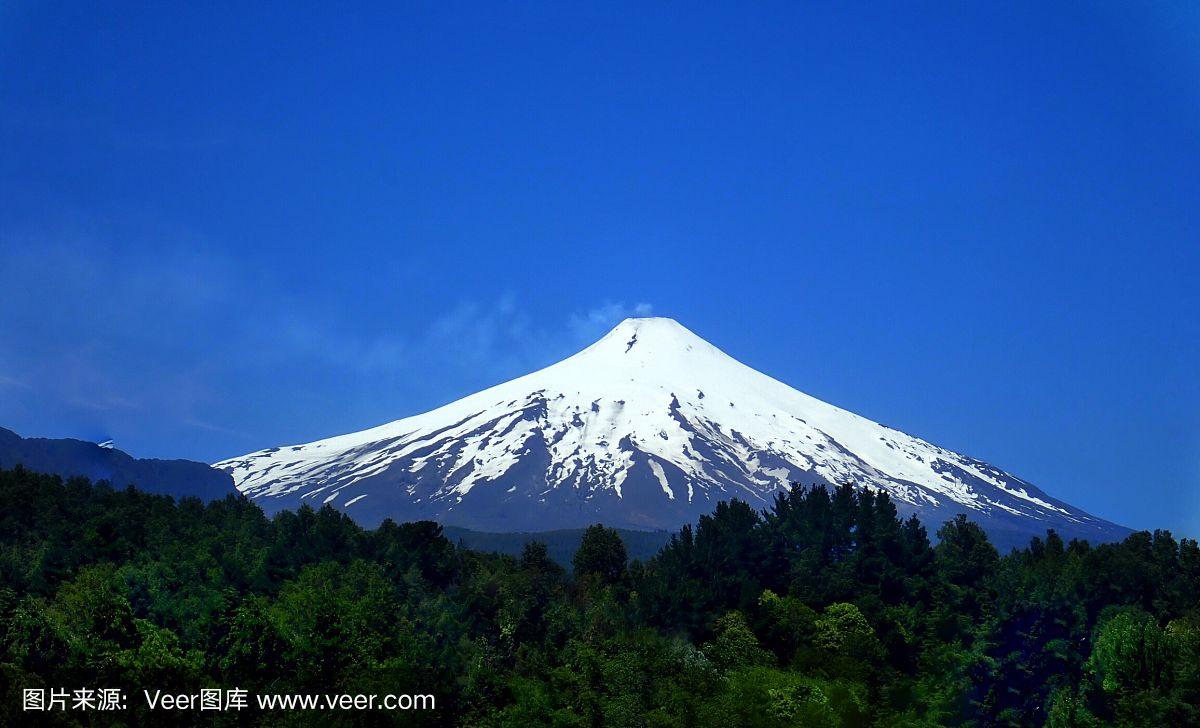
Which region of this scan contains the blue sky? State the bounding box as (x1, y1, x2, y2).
(1, 2, 1197, 535)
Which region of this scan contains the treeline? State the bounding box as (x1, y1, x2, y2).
(442, 525, 673, 566)
(0, 465, 1197, 726)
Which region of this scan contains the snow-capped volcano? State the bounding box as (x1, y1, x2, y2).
(216, 317, 1127, 546)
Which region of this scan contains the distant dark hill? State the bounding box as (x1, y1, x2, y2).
(0, 426, 234, 501)
(442, 525, 673, 567)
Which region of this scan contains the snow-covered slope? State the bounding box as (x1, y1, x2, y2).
(215, 318, 1127, 547)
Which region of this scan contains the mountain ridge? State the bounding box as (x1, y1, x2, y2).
(216, 317, 1129, 548)
(0, 426, 234, 502)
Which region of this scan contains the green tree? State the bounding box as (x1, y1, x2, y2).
(214, 595, 288, 685)
(1088, 608, 1171, 694)
(573, 524, 628, 584)
(702, 611, 773, 672)
(755, 589, 817, 663)
(814, 602, 883, 662)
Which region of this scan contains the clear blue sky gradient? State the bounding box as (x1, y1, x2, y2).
(1, 2, 1197, 535)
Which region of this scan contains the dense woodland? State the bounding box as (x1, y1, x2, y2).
(0, 465, 1197, 726)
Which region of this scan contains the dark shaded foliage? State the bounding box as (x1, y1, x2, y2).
(0, 468, 1196, 726)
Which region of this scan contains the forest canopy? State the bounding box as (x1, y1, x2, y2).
(0, 465, 1197, 726)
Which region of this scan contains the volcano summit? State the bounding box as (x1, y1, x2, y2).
(216, 317, 1127, 547)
